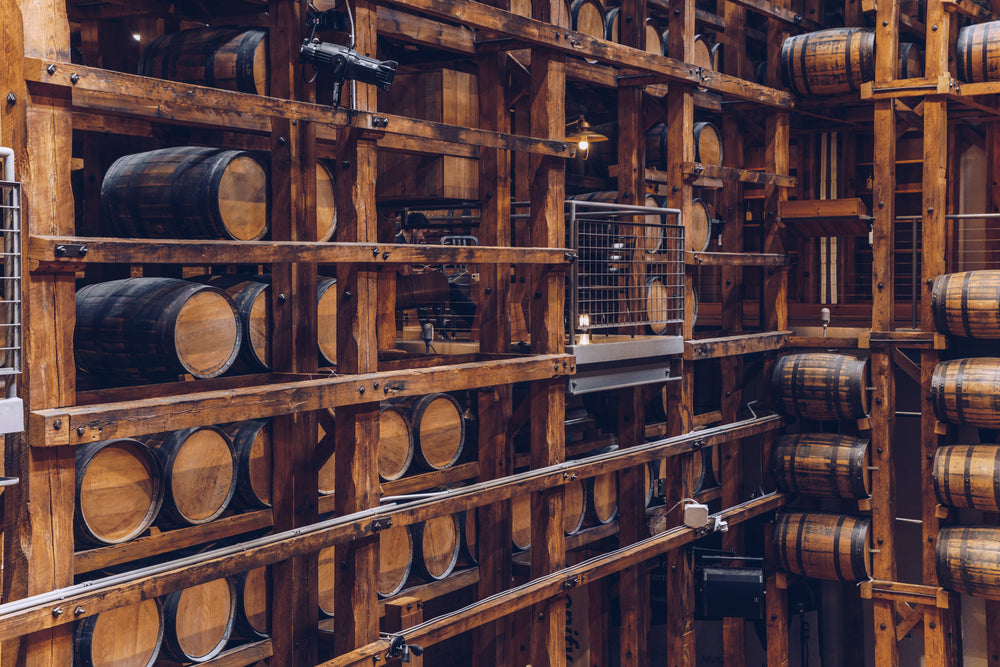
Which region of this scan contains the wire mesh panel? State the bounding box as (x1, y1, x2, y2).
(567, 199, 684, 337)
(0, 178, 21, 377)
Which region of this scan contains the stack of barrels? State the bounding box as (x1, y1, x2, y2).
(75, 573, 267, 665)
(929, 271, 1000, 600)
(780, 28, 924, 96)
(769, 352, 874, 582)
(75, 421, 274, 548)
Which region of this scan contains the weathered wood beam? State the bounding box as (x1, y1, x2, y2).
(685, 251, 790, 266)
(684, 331, 791, 360)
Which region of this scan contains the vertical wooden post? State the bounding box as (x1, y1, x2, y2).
(764, 525, 788, 667)
(1, 2, 76, 665)
(473, 44, 514, 667)
(528, 1, 566, 658)
(762, 12, 789, 333)
(384, 598, 424, 667)
(334, 0, 381, 660)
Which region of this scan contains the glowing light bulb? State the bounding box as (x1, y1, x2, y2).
(578, 313, 590, 328)
(133, 33, 142, 42)
(578, 139, 589, 151)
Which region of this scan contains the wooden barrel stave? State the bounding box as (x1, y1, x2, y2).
(75, 278, 242, 381)
(772, 433, 871, 499)
(781, 28, 875, 96)
(162, 577, 237, 662)
(75, 438, 164, 545)
(226, 420, 272, 509)
(318, 545, 337, 616)
(140, 27, 269, 95)
(410, 393, 466, 471)
(74, 598, 164, 667)
(459, 506, 478, 564)
(931, 271, 1000, 339)
(511, 478, 587, 549)
(414, 514, 462, 580)
(234, 566, 271, 639)
(147, 426, 238, 526)
(317, 408, 336, 496)
(773, 512, 871, 582)
(379, 524, 414, 597)
(102, 147, 269, 241)
(933, 444, 1000, 511)
(379, 405, 415, 481)
(588, 470, 619, 525)
(570, 0, 605, 39)
(958, 21, 1000, 83)
(931, 358, 1000, 428)
(317, 276, 338, 366)
(936, 526, 1000, 599)
(771, 353, 871, 421)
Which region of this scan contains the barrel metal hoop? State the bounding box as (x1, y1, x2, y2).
(955, 359, 969, 424)
(963, 443, 976, 510)
(793, 513, 808, 577)
(850, 517, 870, 581)
(832, 514, 847, 581)
(940, 444, 955, 508)
(961, 270, 974, 338)
(831, 354, 847, 420)
(992, 446, 1000, 511)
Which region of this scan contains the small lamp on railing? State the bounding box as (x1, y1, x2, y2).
(565, 116, 609, 160)
(578, 313, 591, 344)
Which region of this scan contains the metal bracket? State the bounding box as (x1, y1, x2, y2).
(371, 516, 393, 532)
(54, 243, 88, 258)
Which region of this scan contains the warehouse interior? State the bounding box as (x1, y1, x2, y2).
(3, 0, 1000, 665)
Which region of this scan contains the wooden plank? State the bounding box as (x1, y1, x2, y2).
(860, 75, 951, 99)
(380, 0, 795, 107)
(28, 236, 571, 268)
(319, 493, 788, 667)
(684, 331, 790, 360)
(30, 361, 572, 447)
(651, 163, 796, 187)
(384, 598, 424, 667)
(860, 580, 950, 608)
(940, 0, 996, 19)
(723, 0, 824, 28)
(779, 198, 870, 220)
(686, 251, 790, 266)
(1, 2, 77, 665)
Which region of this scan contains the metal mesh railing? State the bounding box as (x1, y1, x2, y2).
(567, 200, 685, 337)
(0, 178, 21, 376)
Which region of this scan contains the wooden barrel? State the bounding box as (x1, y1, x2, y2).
(315, 161, 338, 242)
(604, 6, 619, 41)
(931, 358, 1000, 428)
(226, 420, 271, 509)
(958, 21, 1000, 83)
(931, 270, 1000, 338)
(234, 566, 271, 639)
(196, 275, 270, 371)
(414, 514, 461, 580)
(379, 524, 414, 597)
(74, 598, 164, 667)
(511, 479, 586, 549)
(75, 438, 164, 545)
(102, 147, 268, 241)
(660, 31, 714, 68)
(710, 42, 722, 72)
(771, 353, 871, 421)
(410, 393, 466, 471)
(379, 405, 415, 481)
(936, 526, 1000, 599)
(772, 433, 871, 499)
(587, 471, 618, 525)
(317, 276, 338, 366)
(646, 18, 663, 55)
(75, 278, 242, 381)
(570, 0, 605, 39)
(140, 27, 269, 94)
(781, 28, 875, 96)
(317, 409, 336, 495)
(933, 444, 1000, 511)
(318, 545, 337, 616)
(147, 426, 237, 526)
(645, 276, 674, 335)
(773, 512, 871, 582)
(459, 506, 477, 564)
(162, 577, 237, 662)
(645, 122, 723, 170)
(688, 198, 713, 252)
(898, 42, 923, 79)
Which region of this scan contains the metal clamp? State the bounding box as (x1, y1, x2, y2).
(385, 636, 424, 663)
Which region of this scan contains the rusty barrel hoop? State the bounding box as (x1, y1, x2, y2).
(772, 433, 871, 499)
(931, 358, 1000, 428)
(936, 526, 1000, 599)
(933, 444, 1000, 511)
(781, 28, 875, 96)
(931, 271, 1000, 339)
(773, 512, 871, 582)
(771, 353, 870, 421)
(75, 438, 165, 545)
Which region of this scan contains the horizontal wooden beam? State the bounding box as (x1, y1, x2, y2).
(724, 0, 824, 30)
(941, 0, 996, 20)
(24, 58, 570, 156)
(784, 336, 860, 349)
(684, 331, 792, 360)
(685, 251, 791, 266)
(28, 236, 571, 269)
(779, 198, 870, 220)
(321, 492, 788, 667)
(860, 580, 951, 609)
(858, 330, 947, 349)
(680, 162, 798, 187)
(30, 355, 575, 446)
(383, 0, 793, 107)
(861, 75, 952, 100)
(0, 417, 784, 642)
